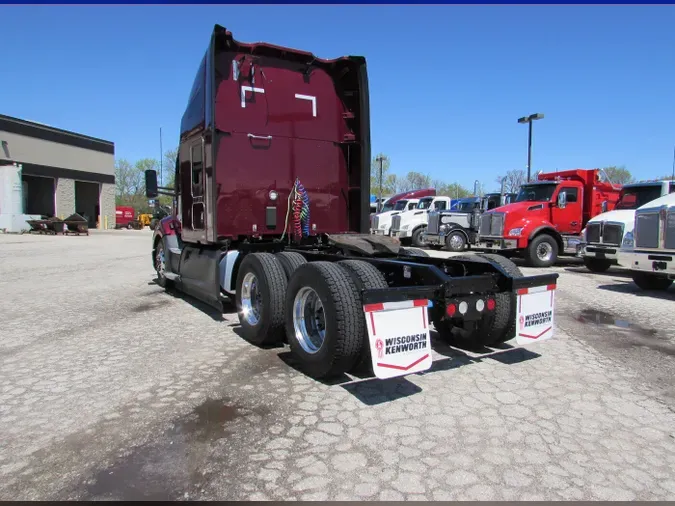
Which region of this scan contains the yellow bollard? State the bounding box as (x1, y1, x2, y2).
(104, 215, 108, 230)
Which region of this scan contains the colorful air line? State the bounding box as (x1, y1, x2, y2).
(292, 178, 310, 239)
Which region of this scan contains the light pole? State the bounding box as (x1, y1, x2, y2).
(517, 113, 544, 182)
(375, 155, 385, 212)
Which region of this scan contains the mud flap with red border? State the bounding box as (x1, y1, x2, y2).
(363, 299, 433, 380)
(515, 283, 556, 346)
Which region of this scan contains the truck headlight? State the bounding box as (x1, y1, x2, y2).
(401, 224, 410, 230)
(508, 228, 523, 237)
(622, 231, 634, 248)
(439, 224, 450, 233)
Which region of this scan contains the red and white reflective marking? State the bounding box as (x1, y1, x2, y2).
(364, 299, 428, 337)
(363, 299, 433, 380)
(517, 284, 556, 311)
(515, 284, 556, 346)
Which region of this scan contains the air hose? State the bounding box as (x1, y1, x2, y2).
(291, 178, 310, 240)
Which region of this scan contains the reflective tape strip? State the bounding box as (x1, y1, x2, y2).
(363, 299, 428, 313)
(516, 284, 556, 296)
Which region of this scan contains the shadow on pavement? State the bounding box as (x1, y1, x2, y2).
(563, 266, 633, 278)
(597, 280, 675, 301)
(340, 377, 423, 406)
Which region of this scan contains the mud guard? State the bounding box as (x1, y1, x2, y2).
(176, 245, 223, 310)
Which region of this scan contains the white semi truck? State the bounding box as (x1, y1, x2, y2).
(618, 191, 675, 291)
(578, 179, 675, 272)
(370, 198, 420, 236)
(389, 196, 453, 247)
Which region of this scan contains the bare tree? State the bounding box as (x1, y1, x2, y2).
(495, 169, 527, 193)
(397, 171, 433, 192)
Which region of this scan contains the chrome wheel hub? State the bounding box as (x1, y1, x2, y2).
(536, 242, 553, 262)
(449, 234, 464, 250)
(241, 272, 262, 326)
(293, 287, 327, 354)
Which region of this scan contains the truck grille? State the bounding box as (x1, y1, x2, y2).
(371, 215, 379, 230)
(586, 223, 601, 243)
(635, 212, 660, 249)
(602, 223, 623, 246)
(666, 210, 675, 250)
(427, 213, 440, 234)
(479, 212, 504, 237)
(391, 215, 401, 231)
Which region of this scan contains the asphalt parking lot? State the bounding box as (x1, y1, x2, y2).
(1, 230, 675, 501)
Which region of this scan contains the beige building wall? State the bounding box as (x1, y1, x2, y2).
(0, 131, 114, 176)
(100, 182, 116, 229)
(55, 178, 75, 218)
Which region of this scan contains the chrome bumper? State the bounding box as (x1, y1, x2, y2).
(475, 238, 518, 250)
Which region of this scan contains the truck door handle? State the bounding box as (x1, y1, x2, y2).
(571, 221, 578, 226)
(248, 133, 272, 140)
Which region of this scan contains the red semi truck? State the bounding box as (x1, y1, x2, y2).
(144, 24, 559, 381)
(475, 169, 622, 267)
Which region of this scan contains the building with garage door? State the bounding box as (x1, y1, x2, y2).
(0, 114, 115, 229)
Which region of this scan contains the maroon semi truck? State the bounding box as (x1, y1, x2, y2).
(145, 24, 558, 381)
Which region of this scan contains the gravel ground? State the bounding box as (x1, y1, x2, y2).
(1, 230, 675, 500)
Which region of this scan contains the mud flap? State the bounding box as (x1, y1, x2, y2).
(363, 299, 433, 379)
(514, 284, 556, 346)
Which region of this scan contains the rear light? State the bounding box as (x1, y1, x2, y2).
(486, 298, 496, 311)
(475, 299, 485, 312)
(458, 301, 469, 315)
(446, 303, 457, 317)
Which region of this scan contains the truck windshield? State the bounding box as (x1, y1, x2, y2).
(458, 202, 478, 212)
(515, 184, 557, 202)
(393, 200, 409, 211)
(416, 198, 434, 209)
(615, 186, 663, 210)
(380, 202, 394, 212)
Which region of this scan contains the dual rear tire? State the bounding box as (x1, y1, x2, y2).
(432, 253, 523, 348)
(235, 253, 382, 379)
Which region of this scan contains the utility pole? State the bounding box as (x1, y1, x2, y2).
(375, 155, 385, 212)
(159, 127, 163, 189)
(517, 113, 544, 182)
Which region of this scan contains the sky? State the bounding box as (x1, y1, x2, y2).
(2, 5, 675, 192)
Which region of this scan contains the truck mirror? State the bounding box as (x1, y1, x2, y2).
(557, 191, 567, 209)
(601, 200, 608, 213)
(145, 170, 158, 198)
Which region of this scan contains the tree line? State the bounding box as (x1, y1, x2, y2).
(370, 154, 670, 199)
(115, 148, 670, 212)
(115, 148, 177, 211)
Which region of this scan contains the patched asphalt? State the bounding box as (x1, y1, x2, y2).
(1, 231, 674, 500)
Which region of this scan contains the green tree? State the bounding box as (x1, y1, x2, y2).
(601, 166, 634, 185)
(115, 158, 144, 199)
(433, 180, 471, 199)
(115, 158, 160, 212)
(161, 147, 178, 188)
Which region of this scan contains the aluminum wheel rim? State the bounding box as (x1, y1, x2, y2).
(155, 246, 166, 279)
(449, 234, 464, 250)
(241, 272, 262, 326)
(536, 242, 553, 262)
(293, 287, 327, 354)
